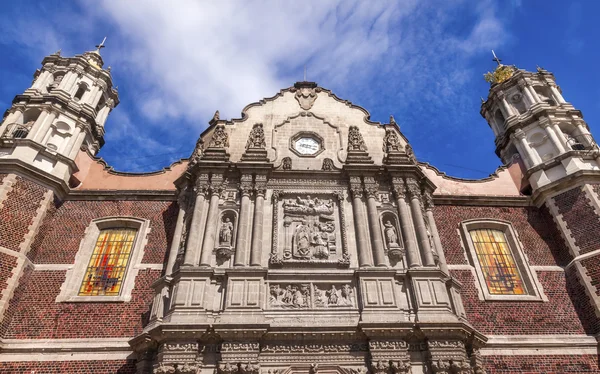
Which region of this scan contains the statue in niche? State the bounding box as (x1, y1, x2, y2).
(246, 123, 266, 149)
(384, 220, 400, 248)
(219, 217, 234, 246)
(269, 284, 310, 308)
(282, 157, 292, 170)
(285, 195, 336, 261)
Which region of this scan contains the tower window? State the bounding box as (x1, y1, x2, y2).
(78, 228, 137, 296)
(74, 83, 88, 102)
(494, 109, 506, 130)
(460, 219, 545, 301)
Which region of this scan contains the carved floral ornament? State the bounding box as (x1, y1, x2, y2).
(347, 126, 367, 151)
(217, 361, 260, 374)
(383, 128, 403, 153)
(246, 123, 266, 149)
(208, 124, 229, 149)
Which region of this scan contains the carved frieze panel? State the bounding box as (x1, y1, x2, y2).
(267, 282, 356, 309)
(270, 192, 349, 266)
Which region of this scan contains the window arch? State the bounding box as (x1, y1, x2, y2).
(460, 219, 545, 301)
(56, 217, 150, 302)
(74, 82, 88, 102)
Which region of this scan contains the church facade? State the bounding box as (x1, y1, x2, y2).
(0, 47, 599, 373)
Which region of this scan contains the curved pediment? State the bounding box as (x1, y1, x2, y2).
(199, 82, 409, 169)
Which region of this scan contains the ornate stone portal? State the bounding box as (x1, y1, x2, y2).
(134, 82, 486, 374)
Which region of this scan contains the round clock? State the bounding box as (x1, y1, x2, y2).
(294, 137, 320, 155)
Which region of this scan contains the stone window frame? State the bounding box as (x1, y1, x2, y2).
(460, 219, 546, 302)
(56, 216, 151, 303)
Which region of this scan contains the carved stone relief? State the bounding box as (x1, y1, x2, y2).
(268, 282, 356, 309)
(282, 157, 292, 170)
(208, 124, 229, 149)
(246, 123, 267, 149)
(380, 212, 404, 262)
(293, 84, 320, 110)
(270, 192, 348, 266)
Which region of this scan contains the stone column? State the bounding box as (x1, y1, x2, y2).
(32, 70, 51, 90)
(64, 124, 84, 156)
(527, 85, 541, 103)
(549, 85, 566, 104)
(423, 191, 449, 274)
(84, 85, 100, 106)
(512, 129, 541, 166)
(392, 178, 421, 268)
(350, 176, 372, 267)
(519, 80, 535, 107)
(58, 71, 76, 91)
(406, 179, 435, 266)
(0, 110, 22, 137)
(364, 177, 386, 267)
(183, 174, 210, 266)
(96, 105, 110, 127)
(199, 175, 224, 267)
(33, 111, 57, 143)
(91, 84, 104, 108)
(234, 175, 253, 266)
(166, 189, 189, 275)
(539, 118, 566, 153)
(497, 91, 514, 118)
(27, 110, 49, 140)
(250, 175, 267, 266)
(68, 130, 87, 159)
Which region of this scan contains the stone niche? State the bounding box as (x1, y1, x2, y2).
(271, 192, 348, 267)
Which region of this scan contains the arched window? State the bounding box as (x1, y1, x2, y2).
(74, 82, 88, 102)
(79, 228, 137, 296)
(460, 219, 545, 301)
(56, 217, 150, 302)
(468, 229, 525, 295)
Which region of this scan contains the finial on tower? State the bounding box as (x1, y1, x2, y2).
(491, 50, 502, 66)
(95, 37, 107, 54)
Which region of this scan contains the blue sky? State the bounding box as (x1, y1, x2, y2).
(0, 1, 598, 179)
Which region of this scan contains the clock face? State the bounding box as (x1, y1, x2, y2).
(294, 137, 320, 155)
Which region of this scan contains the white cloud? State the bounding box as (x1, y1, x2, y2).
(89, 0, 508, 130)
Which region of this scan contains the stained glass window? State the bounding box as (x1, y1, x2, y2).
(78, 228, 137, 296)
(469, 229, 526, 295)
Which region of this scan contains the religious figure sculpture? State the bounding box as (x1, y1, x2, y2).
(293, 220, 312, 259)
(282, 157, 292, 170)
(219, 217, 233, 246)
(246, 123, 266, 149)
(384, 220, 400, 248)
(347, 125, 367, 151)
(269, 284, 310, 308)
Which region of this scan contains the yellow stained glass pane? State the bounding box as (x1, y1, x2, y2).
(469, 229, 526, 295)
(78, 228, 137, 296)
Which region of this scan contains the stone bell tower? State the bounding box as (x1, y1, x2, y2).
(0, 38, 119, 187)
(481, 52, 600, 333)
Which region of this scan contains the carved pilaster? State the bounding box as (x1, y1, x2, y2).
(155, 342, 202, 374)
(368, 340, 411, 374)
(427, 340, 471, 374)
(349, 176, 364, 199)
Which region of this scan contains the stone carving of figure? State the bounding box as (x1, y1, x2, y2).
(384, 220, 400, 248)
(389, 115, 397, 127)
(208, 124, 229, 148)
(282, 157, 292, 170)
(383, 128, 402, 153)
(246, 123, 266, 149)
(347, 126, 367, 151)
(189, 137, 203, 166)
(270, 284, 309, 308)
(322, 158, 335, 171)
(327, 285, 339, 305)
(294, 220, 311, 258)
(311, 225, 329, 259)
(219, 217, 233, 246)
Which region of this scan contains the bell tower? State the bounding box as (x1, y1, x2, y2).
(480, 51, 597, 200)
(481, 52, 600, 333)
(0, 38, 119, 187)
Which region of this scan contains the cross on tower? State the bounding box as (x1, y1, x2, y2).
(492, 50, 502, 66)
(95, 37, 107, 53)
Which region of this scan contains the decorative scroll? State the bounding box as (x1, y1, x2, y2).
(268, 282, 355, 309)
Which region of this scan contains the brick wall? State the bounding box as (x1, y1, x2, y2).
(0, 265, 32, 337)
(554, 186, 600, 256)
(0, 359, 136, 373)
(434, 205, 571, 267)
(451, 269, 586, 335)
(483, 354, 600, 373)
(2, 269, 159, 339)
(28, 200, 178, 264)
(0, 252, 17, 297)
(0, 176, 46, 252)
